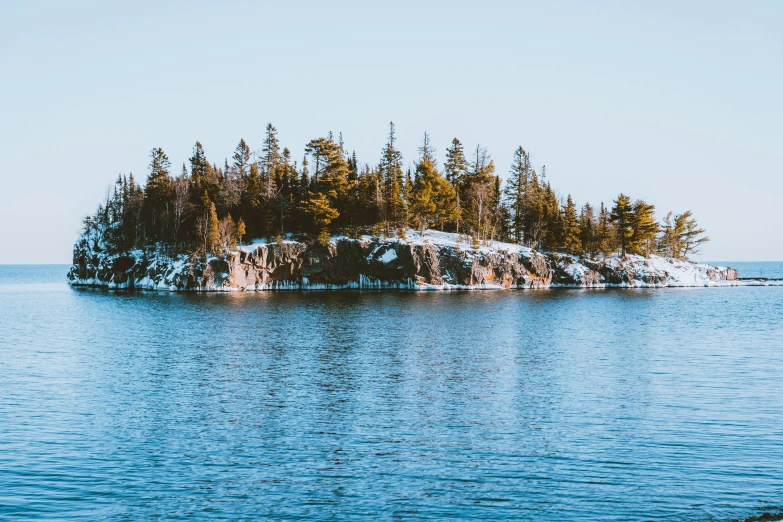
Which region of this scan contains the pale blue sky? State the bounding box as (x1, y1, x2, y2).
(1, 1, 781, 263)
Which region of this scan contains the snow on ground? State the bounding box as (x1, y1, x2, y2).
(241, 229, 533, 258)
(238, 236, 300, 253)
(70, 225, 783, 291)
(341, 229, 534, 256)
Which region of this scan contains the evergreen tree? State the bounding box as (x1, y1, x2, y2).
(299, 155, 310, 193)
(539, 181, 562, 251)
(578, 203, 597, 256)
(610, 193, 634, 256)
(208, 201, 219, 254)
(303, 192, 339, 245)
(409, 181, 435, 236)
(379, 122, 405, 233)
(679, 211, 709, 259)
(629, 200, 657, 256)
(143, 147, 172, 242)
(232, 139, 252, 178)
(79, 130, 709, 264)
(444, 138, 468, 185)
(522, 170, 545, 248)
(409, 133, 443, 236)
(503, 146, 531, 243)
(444, 138, 468, 233)
(261, 123, 281, 197)
(662, 210, 709, 259)
(189, 141, 209, 187)
(596, 202, 615, 257)
(561, 195, 581, 254)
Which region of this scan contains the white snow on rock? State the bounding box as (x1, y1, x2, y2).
(68, 226, 780, 292)
(378, 248, 398, 264)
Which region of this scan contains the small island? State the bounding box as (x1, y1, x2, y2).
(69, 123, 738, 291)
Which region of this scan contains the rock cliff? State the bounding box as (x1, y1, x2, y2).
(67, 229, 739, 291)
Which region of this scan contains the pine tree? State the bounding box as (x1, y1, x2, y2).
(561, 195, 581, 254)
(379, 122, 405, 233)
(303, 192, 339, 245)
(610, 193, 634, 256)
(299, 155, 310, 192)
(674, 211, 709, 259)
(305, 135, 351, 219)
(504, 146, 531, 243)
(261, 123, 281, 197)
(81, 131, 711, 264)
(539, 181, 562, 251)
(630, 200, 657, 256)
(444, 138, 468, 185)
(208, 201, 219, 254)
(232, 139, 252, 178)
(143, 147, 172, 242)
(189, 142, 209, 187)
(409, 181, 435, 237)
(522, 170, 545, 248)
(578, 203, 597, 256)
(444, 138, 468, 233)
(596, 202, 615, 257)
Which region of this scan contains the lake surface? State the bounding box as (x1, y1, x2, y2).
(2, 264, 783, 521)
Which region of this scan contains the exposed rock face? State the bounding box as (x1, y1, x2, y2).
(67, 229, 740, 291)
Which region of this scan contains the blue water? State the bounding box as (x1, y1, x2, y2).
(2, 264, 783, 521)
(709, 261, 783, 280)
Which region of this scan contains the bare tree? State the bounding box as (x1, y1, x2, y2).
(218, 215, 237, 254)
(195, 215, 209, 256)
(469, 182, 489, 241)
(172, 174, 190, 251)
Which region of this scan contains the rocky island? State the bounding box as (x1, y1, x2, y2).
(68, 228, 739, 291)
(69, 126, 743, 292)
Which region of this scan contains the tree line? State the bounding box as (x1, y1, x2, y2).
(82, 122, 708, 260)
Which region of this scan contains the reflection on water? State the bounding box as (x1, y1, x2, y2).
(1, 265, 783, 520)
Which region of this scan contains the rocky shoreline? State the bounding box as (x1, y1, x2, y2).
(67, 229, 748, 291)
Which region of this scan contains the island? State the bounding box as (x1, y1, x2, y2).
(68, 124, 739, 291)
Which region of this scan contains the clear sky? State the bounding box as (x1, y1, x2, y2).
(1, 1, 781, 263)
